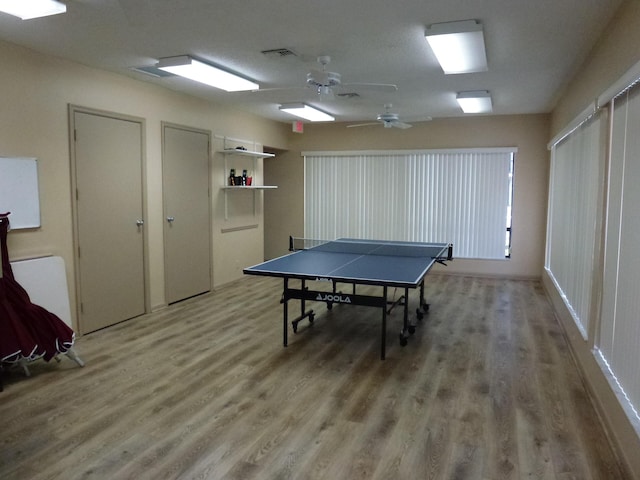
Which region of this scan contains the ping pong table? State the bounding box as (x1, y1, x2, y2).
(243, 238, 452, 359)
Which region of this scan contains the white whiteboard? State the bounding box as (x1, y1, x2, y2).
(11, 256, 72, 328)
(0, 157, 41, 229)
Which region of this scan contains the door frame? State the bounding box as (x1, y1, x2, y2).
(68, 104, 150, 332)
(161, 121, 213, 302)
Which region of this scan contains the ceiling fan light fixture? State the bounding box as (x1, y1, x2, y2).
(279, 103, 335, 122)
(457, 90, 492, 113)
(425, 20, 488, 74)
(307, 71, 341, 88)
(156, 55, 259, 92)
(0, 0, 66, 19)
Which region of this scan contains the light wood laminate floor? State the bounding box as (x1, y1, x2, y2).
(0, 275, 628, 479)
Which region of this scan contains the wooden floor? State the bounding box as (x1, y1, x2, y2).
(0, 275, 627, 480)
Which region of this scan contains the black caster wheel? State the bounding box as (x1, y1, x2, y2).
(326, 303, 332, 310)
(309, 314, 315, 324)
(423, 304, 430, 312)
(292, 323, 298, 333)
(416, 309, 424, 320)
(408, 325, 416, 335)
(399, 333, 408, 346)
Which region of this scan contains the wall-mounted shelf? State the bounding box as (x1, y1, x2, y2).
(218, 148, 275, 159)
(222, 185, 278, 190)
(217, 138, 277, 220)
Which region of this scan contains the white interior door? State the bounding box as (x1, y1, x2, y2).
(72, 108, 146, 333)
(162, 123, 211, 304)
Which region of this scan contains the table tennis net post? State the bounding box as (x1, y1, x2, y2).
(289, 236, 330, 252)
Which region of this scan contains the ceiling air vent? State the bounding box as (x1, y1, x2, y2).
(261, 48, 298, 58)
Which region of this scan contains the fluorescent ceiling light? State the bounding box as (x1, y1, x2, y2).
(279, 104, 335, 122)
(0, 0, 66, 19)
(425, 20, 488, 74)
(457, 91, 493, 113)
(157, 55, 259, 92)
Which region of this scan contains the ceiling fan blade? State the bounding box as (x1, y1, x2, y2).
(307, 68, 326, 78)
(346, 122, 381, 128)
(404, 115, 433, 123)
(390, 120, 413, 129)
(342, 82, 398, 93)
(245, 86, 306, 93)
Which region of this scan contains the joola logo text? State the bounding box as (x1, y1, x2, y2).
(316, 293, 352, 304)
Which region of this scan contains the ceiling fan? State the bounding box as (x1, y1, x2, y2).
(347, 104, 430, 129)
(251, 56, 398, 97)
(305, 56, 398, 96)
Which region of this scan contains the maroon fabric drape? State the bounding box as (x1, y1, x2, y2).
(0, 213, 75, 363)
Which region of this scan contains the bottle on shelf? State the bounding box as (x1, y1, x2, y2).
(242, 169, 247, 186)
(229, 168, 236, 186)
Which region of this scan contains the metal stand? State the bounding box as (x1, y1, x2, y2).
(281, 278, 395, 360)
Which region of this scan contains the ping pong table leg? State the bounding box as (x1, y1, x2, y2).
(283, 278, 289, 347)
(326, 281, 356, 311)
(381, 286, 387, 360)
(399, 286, 412, 347)
(300, 279, 306, 320)
(285, 279, 316, 335)
(418, 280, 429, 317)
(327, 280, 336, 310)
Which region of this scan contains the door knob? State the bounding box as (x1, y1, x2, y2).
(136, 219, 144, 227)
(167, 216, 175, 223)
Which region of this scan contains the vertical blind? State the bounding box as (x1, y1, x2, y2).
(546, 112, 604, 338)
(597, 83, 640, 422)
(304, 148, 515, 259)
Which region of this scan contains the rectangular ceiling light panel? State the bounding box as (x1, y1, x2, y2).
(157, 55, 259, 92)
(425, 20, 488, 74)
(279, 104, 335, 122)
(457, 91, 492, 113)
(0, 0, 66, 19)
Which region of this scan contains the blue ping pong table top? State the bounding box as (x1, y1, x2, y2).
(243, 238, 449, 288)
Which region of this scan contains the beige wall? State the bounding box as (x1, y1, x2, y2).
(0, 39, 290, 328)
(263, 147, 298, 259)
(547, 1, 640, 478)
(266, 115, 550, 279)
(1, 1, 638, 476)
(551, 0, 640, 136)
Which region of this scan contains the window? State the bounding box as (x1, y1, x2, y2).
(546, 110, 605, 339)
(597, 83, 640, 425)
(303, 148, 515, 259)
(506, 158, 514, 258)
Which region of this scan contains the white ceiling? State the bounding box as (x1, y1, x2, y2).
(0, 0, 623, 126)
